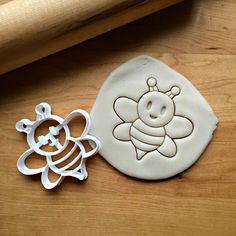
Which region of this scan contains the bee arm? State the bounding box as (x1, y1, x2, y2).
(165, 116, 193, 139)
(113, 123, 132, 141)
(157, 135, 177, 158)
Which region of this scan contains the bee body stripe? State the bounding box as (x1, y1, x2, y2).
(130, 126, 165, 146)
(133, 119, 165, 136)
(131, 136, 157, 152)
(130, 119, 166, 152)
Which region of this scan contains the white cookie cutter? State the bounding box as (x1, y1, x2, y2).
(16, 102, 101, 189)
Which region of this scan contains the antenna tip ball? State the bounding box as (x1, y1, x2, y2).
(171, 86, 180, 96)
(147, 77, 157, 87)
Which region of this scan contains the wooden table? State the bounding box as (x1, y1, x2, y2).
(1, 0, 236, 235)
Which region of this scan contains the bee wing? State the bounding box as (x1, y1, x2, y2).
(114, 97, 138, 122)
(113, 123, 132, 141)
(165, 115, 193, 139)
(63, 109, 92, 139)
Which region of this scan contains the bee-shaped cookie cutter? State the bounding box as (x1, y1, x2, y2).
(16, 103, 101, 189)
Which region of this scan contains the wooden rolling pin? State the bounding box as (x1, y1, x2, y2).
(0, 0, 182, 75)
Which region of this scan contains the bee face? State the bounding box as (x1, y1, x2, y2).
(137, 91, 175, 127)
(26, 117, 70, 157)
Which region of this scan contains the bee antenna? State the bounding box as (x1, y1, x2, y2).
(147, 77, 158, 91)
(167, 86, 180, 99)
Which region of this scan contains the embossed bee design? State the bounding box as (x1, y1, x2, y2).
(113, 77, 194, 160)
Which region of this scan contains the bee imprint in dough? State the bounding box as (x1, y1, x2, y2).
(90, 56, 218, 180)
(113, 77, 194, 160)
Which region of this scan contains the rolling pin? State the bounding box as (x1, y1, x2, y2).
(0, 0, 183, 75)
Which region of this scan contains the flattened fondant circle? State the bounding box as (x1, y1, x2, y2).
(90, 56, 218, 180)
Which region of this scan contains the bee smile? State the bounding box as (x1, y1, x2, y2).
(149, 114, 158, 119)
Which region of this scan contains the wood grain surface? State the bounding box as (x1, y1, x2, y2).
(0, 0, 236, 235)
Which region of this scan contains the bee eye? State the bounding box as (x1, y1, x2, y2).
(161, 106, 166, 115)
(147, 101, 152, 110)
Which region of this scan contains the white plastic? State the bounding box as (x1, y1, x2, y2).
(16, 102, 101, 189)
